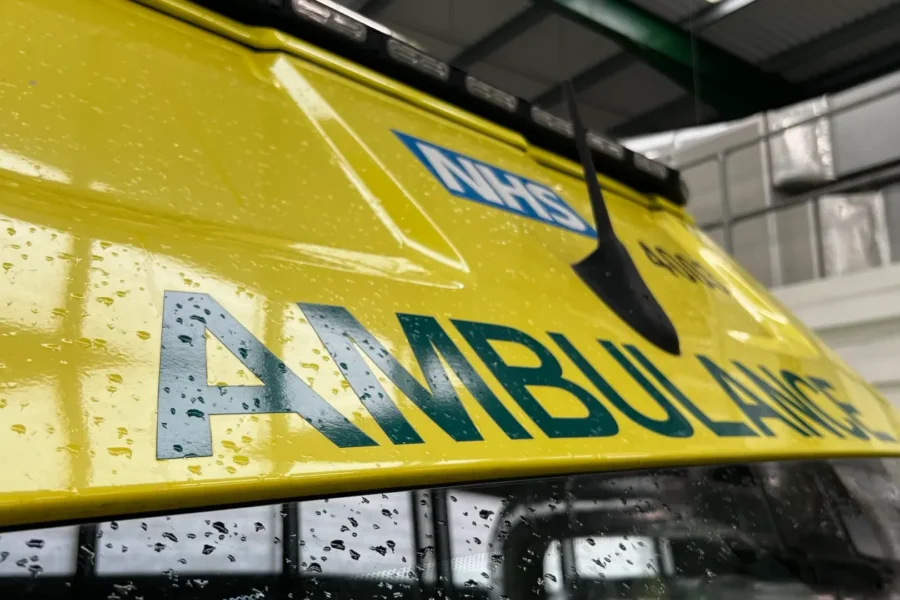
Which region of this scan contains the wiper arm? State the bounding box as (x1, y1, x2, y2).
(564, 82, 680, 355)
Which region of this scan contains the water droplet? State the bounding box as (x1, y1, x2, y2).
(212, 522, 228, 535)
(136, 331, 151, 340)
(10, 424, 26, 435)
(107, 447, 132, 458)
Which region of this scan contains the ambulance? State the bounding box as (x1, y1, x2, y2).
(2, 0, 900, 597)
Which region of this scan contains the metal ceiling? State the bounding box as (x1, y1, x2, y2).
(331, 0, 900, 138)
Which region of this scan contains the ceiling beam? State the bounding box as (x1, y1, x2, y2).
(532, 0, 797, 119)
(533, 0, 759, 109)
(451, 5, 547, 68)
(764, 3, 900, 75)
(590, 0, 900, 137)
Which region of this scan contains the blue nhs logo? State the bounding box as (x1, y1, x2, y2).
(395, 131, 597, 238)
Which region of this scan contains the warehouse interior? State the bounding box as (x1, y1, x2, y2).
(5, 0, 900, 598)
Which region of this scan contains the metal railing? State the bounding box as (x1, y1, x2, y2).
(666, 80, 900, 287)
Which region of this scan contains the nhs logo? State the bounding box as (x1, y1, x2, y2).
(395, 131, 596, 238)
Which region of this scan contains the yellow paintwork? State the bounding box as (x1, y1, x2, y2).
(0, 0, 897, 530)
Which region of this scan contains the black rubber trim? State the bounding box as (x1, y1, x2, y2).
(182, 0, 688, 206)
(73, 523, 98, 594)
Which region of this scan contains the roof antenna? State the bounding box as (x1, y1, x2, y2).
(564, 81, 681, 356)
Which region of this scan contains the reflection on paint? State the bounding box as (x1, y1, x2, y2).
(269, 56, 469, 274)
(0, 148, 70, 184)
(0, 216, 72, 334)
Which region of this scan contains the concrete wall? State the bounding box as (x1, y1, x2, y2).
(773, 263, 900, 408)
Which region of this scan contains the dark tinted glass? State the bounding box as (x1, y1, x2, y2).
(2, 458, 900, 599)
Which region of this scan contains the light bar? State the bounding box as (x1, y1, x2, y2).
(633, 155, 668, 180)
(530, 107, 573, 138)
(184, 0, 690, 205)
(291, 0, 367, 43)
(465, 76, 518, 113)
(386, 39, 450, 81)
(587, 131, 625, 160)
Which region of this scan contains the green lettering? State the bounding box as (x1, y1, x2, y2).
(302, 305, 488, 444)
(454, 321, 618, 438)
(781, 371, 864, 439)
(808, 377, 895, 442)
(699, 356, 809, 437)
(733, 363, 821, 437)
(756, 367, 850, 439)
(553, 335, 691, 437)
(624, 346, 755, 437)
(398, 313, 530, 440)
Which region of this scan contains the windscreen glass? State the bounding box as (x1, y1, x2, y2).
(3, 458, 900, 599)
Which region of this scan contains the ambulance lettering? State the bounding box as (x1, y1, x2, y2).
(156, 292, 895, 459)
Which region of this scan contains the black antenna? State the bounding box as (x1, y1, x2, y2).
(564, 82, 681, 356)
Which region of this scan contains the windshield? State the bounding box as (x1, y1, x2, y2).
(3, 458, 900, 599)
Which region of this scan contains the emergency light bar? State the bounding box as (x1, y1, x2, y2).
(187, 0, 687, 204)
